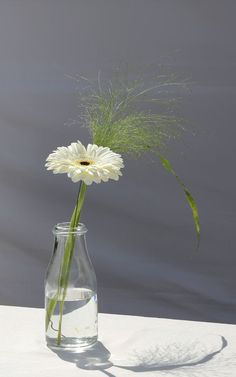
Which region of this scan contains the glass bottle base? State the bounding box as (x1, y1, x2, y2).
(46, 336, 98, 351)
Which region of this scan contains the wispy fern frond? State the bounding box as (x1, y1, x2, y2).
(72, 71, 200, 246)
(76, 75, 186, 157)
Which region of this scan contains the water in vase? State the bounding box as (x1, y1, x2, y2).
(46, 287, 98, 349)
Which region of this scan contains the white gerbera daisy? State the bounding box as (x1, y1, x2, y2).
(45, 140, 124, 185)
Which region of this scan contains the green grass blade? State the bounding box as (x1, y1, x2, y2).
(45, 294, 58, 330)
(158, 154, 200, 248)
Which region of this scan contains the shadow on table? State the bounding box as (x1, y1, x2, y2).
(51, 342, 114, 376)
(51, 336, 227, 376)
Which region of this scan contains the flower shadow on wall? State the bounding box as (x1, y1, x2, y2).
(52, 330, 229, 377)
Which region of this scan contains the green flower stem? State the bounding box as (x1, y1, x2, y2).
(45, 182, 87, 345)
(56, 182, 87, 345)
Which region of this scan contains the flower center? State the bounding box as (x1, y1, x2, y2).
(73, 159, 92, 167)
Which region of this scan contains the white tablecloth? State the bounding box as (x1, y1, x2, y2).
(0, 305, 236, 377)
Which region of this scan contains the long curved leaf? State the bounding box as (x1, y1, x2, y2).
(158, 154, 200, 249)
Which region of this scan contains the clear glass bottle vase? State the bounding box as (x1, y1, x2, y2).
(45, 222, 98, 350)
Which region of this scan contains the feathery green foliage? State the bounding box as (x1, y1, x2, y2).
(73, 72, 200, 246)
(77, 75, 185, 156)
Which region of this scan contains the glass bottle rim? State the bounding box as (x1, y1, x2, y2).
(53, 222, 88, 235)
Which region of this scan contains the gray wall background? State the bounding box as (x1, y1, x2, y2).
(0, 0, 235, 323)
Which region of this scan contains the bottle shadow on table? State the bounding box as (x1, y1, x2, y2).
(51, 342, 115, 377)
(51, 336, 227, 375)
